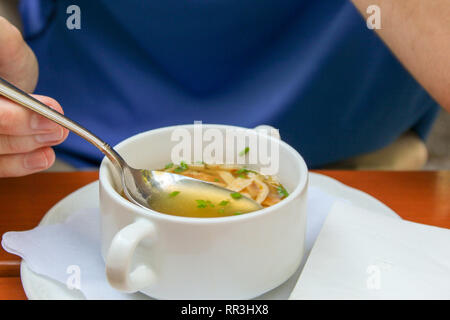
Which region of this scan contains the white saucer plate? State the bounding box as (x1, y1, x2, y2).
(20, 172, 399, 300)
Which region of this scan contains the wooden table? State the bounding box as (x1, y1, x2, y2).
(0, 170, 449, 300)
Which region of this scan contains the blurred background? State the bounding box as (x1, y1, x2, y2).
(1, 1, 449, 172)
(424, 111, 450, 170)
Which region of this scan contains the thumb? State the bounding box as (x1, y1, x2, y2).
(0, 16, 38, 93)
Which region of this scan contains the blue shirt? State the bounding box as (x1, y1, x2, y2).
(20, 0, 439, 168)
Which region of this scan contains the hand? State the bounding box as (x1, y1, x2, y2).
(0, 17, 68, 177)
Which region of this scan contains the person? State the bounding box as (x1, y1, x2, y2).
(0, 0, 448, 177)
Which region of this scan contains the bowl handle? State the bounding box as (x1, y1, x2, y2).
(105, 218, 157, 293)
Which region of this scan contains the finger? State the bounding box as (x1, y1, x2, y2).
(0, 94, 67, 136)
(0, 147, 55, 178)
(0, 127, 67, 154)
(0, 16, 38, 92)
(0, 16, 25, 58)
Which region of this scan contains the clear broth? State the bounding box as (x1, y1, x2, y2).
(122, 162, 288, 218)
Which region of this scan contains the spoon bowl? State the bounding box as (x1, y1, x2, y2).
(123, 167, 262, 216)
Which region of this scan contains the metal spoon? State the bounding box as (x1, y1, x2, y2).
(0, 77, 262, 216)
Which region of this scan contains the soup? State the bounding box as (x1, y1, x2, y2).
(148, 162, 289, 218)
(121, 162, 288, 218)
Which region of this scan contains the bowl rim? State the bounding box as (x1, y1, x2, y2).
(99, 124, 308, 225)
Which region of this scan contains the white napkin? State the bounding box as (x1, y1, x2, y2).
(289, 201, 450, 300)
(2, 208, 134, 300)
(1, 186, 338, 299)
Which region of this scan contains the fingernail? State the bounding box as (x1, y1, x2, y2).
(35, 128, 63, 143)
(24, 151, 48, 170)
(30, 114, 58, 131)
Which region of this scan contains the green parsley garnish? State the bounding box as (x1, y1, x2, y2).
(219, 200, 229, 206)
(174, 161, 189, 173)
(196, 200, 207, 208)
(169, 191, 180, 197)
(164, 162, 174, 169)
(277, 186, 289, 198)
(236, 168, 249, 175)
(236, 168, 250, 178)
(239, 147, 250, 156)
(218, 208, 225, 214)
(230, 192, 242, 199)
(233, 212, 243, 215)
(196, 200, 214, 208)
(214, 178, 220, 182)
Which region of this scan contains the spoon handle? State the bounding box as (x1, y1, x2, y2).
(0, 77, 126, 169)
